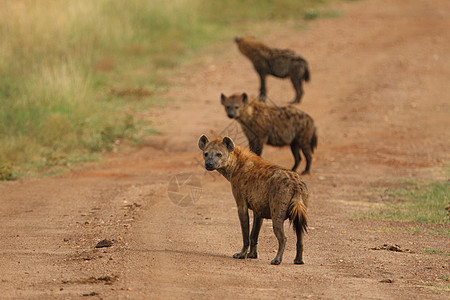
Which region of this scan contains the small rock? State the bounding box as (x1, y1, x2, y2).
(95, 239, 114, 248)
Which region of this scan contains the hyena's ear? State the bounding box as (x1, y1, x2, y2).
(241, 93, 248, 105)
(198, 135, 209, 151)
(220, 93, 226, 105)
(222, 136, 235, 153)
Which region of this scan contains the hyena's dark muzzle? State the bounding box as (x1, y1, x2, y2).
(205, 160, 216, 171)
(225, 108, 237, 119)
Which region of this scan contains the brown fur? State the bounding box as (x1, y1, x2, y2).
(235, 36, 310, 104)
(221, 92, 317, 174)
(198, 135, 308, 265)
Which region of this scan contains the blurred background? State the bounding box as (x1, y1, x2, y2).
(0, 0, 343, 179)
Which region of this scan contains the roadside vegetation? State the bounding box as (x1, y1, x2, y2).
(366, 179, 449, 236)
(0, 0, 345, 179)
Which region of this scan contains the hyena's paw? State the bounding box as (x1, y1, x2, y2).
(270, 258, 282, 265)
(247, 250, 258, 259)
(258, 94, 267, 102)
(232, 252, 247, 259)
(301, 169, 310, 175)
(294, 259, 304, 265)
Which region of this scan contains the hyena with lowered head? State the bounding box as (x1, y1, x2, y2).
(198, 135, 308, 265)
(235, 36, 310, 104)
(221, 92, 317, 175)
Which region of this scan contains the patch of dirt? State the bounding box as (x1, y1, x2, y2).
(0, 0, 449, 298)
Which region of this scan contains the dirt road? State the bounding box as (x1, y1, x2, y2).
(0, 0, 449, 298)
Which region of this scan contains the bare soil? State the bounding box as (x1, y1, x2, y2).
(1, 0, 449, 299)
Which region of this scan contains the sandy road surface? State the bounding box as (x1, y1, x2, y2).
(0, 0, 449, 298)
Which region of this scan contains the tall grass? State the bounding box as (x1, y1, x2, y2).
(0, 0, 341, 178)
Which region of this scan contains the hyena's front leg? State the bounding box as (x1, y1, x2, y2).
(248, 213, 263, 259)
(233, 207, 250, 259)
(248, 137, 264, 156)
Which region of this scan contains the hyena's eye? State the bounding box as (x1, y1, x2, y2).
(226, 106, 230, 110)
(204, 152, 208, 158)
(215, 153, 222, 158)
(234, 106, 239, 109)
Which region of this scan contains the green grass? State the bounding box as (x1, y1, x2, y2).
(365, 181, 449, 234)
(0, 0, 348, 179)
(423, 248, 447, 255)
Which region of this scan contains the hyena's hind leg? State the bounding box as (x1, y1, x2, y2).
(289, 68, 304, 104)
(270, 200, 289, 265)
(290, 141, 302, 172)
(257, 71, 268, 102)
(271, 217, 287, 265)
(300, 145, 313, 175)
(294, 225, 305, 264)
(248, 213, 263, 259)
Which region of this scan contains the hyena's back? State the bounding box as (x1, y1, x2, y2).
(252, 105, 315, 147)
(231, 160, 308, 222)
(268, 49, 308, 78)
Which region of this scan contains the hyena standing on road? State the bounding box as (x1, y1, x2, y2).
(235, 36, 310, 104)
(221, 92, 317, 175)
(198, 135, 308, 265)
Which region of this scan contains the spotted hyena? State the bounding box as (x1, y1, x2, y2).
(198, 135, 308, 265)
(235, 36, 310, 104)
(221, 92, 317, 174)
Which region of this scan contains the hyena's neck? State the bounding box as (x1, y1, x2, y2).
(237, 101, 258, 124)
(217, 147, 249, 182)
(238, 39, 271, 60)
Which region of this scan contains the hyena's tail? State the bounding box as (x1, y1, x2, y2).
(288, 193, 308, 235)
(295, 57, 310, 82)
(303, 64, 310, 82)
(311, 126, 318, 153)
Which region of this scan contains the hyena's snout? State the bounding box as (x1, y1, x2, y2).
(226, 108, 238, 119)
(205, 160, 216, 171)
(227, 112, 235, 119)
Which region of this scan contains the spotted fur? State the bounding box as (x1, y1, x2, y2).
(235, 36, 310, 103)
(221, 92, 317, 174)
(198, 135, 308, 265)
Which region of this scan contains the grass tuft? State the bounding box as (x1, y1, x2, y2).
(364, 180, 449, 235)
(0, 162, 16, 181)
